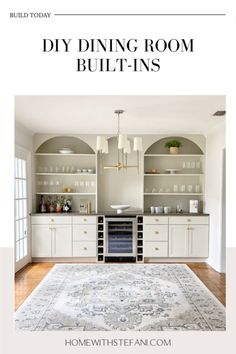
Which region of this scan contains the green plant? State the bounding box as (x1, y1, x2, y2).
(165, 140, 182, 148)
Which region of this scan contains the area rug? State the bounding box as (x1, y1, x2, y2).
(15, 264, 225, 331)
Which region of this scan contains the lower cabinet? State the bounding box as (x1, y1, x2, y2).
(169, 224, 209, 257)
(32, 224, 72, 257)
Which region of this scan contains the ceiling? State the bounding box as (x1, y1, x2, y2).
(15, 95, 225, 135)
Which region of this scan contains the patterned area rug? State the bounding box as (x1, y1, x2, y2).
(15, 264, 225, 331)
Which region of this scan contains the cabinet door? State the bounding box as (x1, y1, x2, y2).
(52, 225, 72, 257)
(189, 225, 209, 257)
(169, 225, 189, 257)
(32, 225, 52, 257)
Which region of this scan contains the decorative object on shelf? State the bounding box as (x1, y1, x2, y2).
(63, 197, 72, 212)
(173, 185, 178, 193)
(155, 206, 164, 214)
(145, 169, 160, 174)
(189, 200, 199, 213)
(164, 139, 182, 154)
(63, 187, 73, 193)
(150, 206, 155, 214)
(176, 204, 183, 214)
(180, 184, 186, 192)
(58, 148, 74, 154)
(110, 204, 130, 214)
(164, 206, 171, 214)
(79, 199, 91, 214)
(96, 110, 143, 173)
(165, 169, 179, 174)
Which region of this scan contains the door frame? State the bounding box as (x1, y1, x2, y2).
(15, 145, 32, 272)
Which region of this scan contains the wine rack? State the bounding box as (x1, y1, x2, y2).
(97, 215, 105, 262)
(136, 216, 144, 263)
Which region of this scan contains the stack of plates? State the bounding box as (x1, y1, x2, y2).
(58, 148, 74, 154)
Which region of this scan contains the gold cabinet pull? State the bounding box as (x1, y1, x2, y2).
(83, 218, 87, 222)
(155, 219, 159, 222)
(50, 218, 54, 222)
(83, 231, 87, 234)
(155, 231, 159, 234)
(83, 247, 87, 250)
(155, 247, 159, 251)
(187, 219, 191, 222)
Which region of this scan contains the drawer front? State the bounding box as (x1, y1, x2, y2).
(169, 216, 209, 225)
(73, 241, 96, 257)
(73, 225, 96, 241)
(31, 215, 72, 225)
(72, 216, 97, 225)
(143, 225, 168, 241)
(143, 216, 168, 225)
(144, 242, 168, 257)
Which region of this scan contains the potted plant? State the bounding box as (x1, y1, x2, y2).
(165, 139, 182, 154)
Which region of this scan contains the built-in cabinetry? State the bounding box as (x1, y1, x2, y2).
(31, 214, 209, 260)
(34, 136, 97, 213)
(143, 215, 209, 258)
(144, 137, 205, 213)
(143, 216, 169, 257)
(31, 215, 97, 259)
(72, 216, 97, 257)
(169, 216, 209, 257)
(32, 216, 72, 257)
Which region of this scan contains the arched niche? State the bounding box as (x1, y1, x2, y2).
(145, 136, 203, 155)
(35, 136, 95, 154)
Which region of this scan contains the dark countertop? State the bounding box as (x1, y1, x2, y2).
(30, 212, 209, 216)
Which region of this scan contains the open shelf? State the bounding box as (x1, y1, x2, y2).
(36, 192, 96, 195)
(144, 173, 203, 176)
(144, 154, 204, 157)
(34, 153, 95, 157)
(144, 193, 203, 196)
(144, 137, 205, 213)
(35, 173, 96, 176)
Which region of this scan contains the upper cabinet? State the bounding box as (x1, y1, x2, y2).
(144, 137, 205, 213)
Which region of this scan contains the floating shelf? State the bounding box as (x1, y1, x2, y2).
(34, 153, 96, 157)
(144, 193, 203, 196)
(144, 154, 204, 157)
(35, 173, 96, 176)
(36, 192, 96, 195)
(144, 173, 203, 176)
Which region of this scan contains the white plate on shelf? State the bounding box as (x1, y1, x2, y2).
(165, 169, 179, 174)
(58, 148, 74, 154)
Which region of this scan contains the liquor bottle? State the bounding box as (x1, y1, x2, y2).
(56, 196, 62, 213)
(40, 195, 47, 213)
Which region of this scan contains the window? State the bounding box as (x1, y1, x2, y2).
(14, 157, 28, 262)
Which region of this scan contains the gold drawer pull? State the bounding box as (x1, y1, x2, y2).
(51, 218, 54, 222)
(187, 219, 191, 222)
(83, 218, 87, 222)
(155, 231, 159, 234)
(155, 219, 159, 222)
(155, 247, 159, 251)
(83, 247, 87, 250)
(83, 231, 87, 234)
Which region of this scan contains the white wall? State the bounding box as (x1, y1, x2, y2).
(205, 120, 226, 272)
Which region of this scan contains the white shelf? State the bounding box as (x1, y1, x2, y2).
(35, 173, 96, 176)
(34, 153, 95, 157)
(144, 193, 203, 196)
(144, 154, 204, 157)
(144, 173, 203, 176)
(36, 192, 96, 195)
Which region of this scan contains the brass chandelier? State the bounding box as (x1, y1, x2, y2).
(96, 110, 143, 172)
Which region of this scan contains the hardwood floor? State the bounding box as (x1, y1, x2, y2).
(15, 262, 226, 310)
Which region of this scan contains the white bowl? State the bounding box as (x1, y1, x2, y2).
(110, 205, 130, 214)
